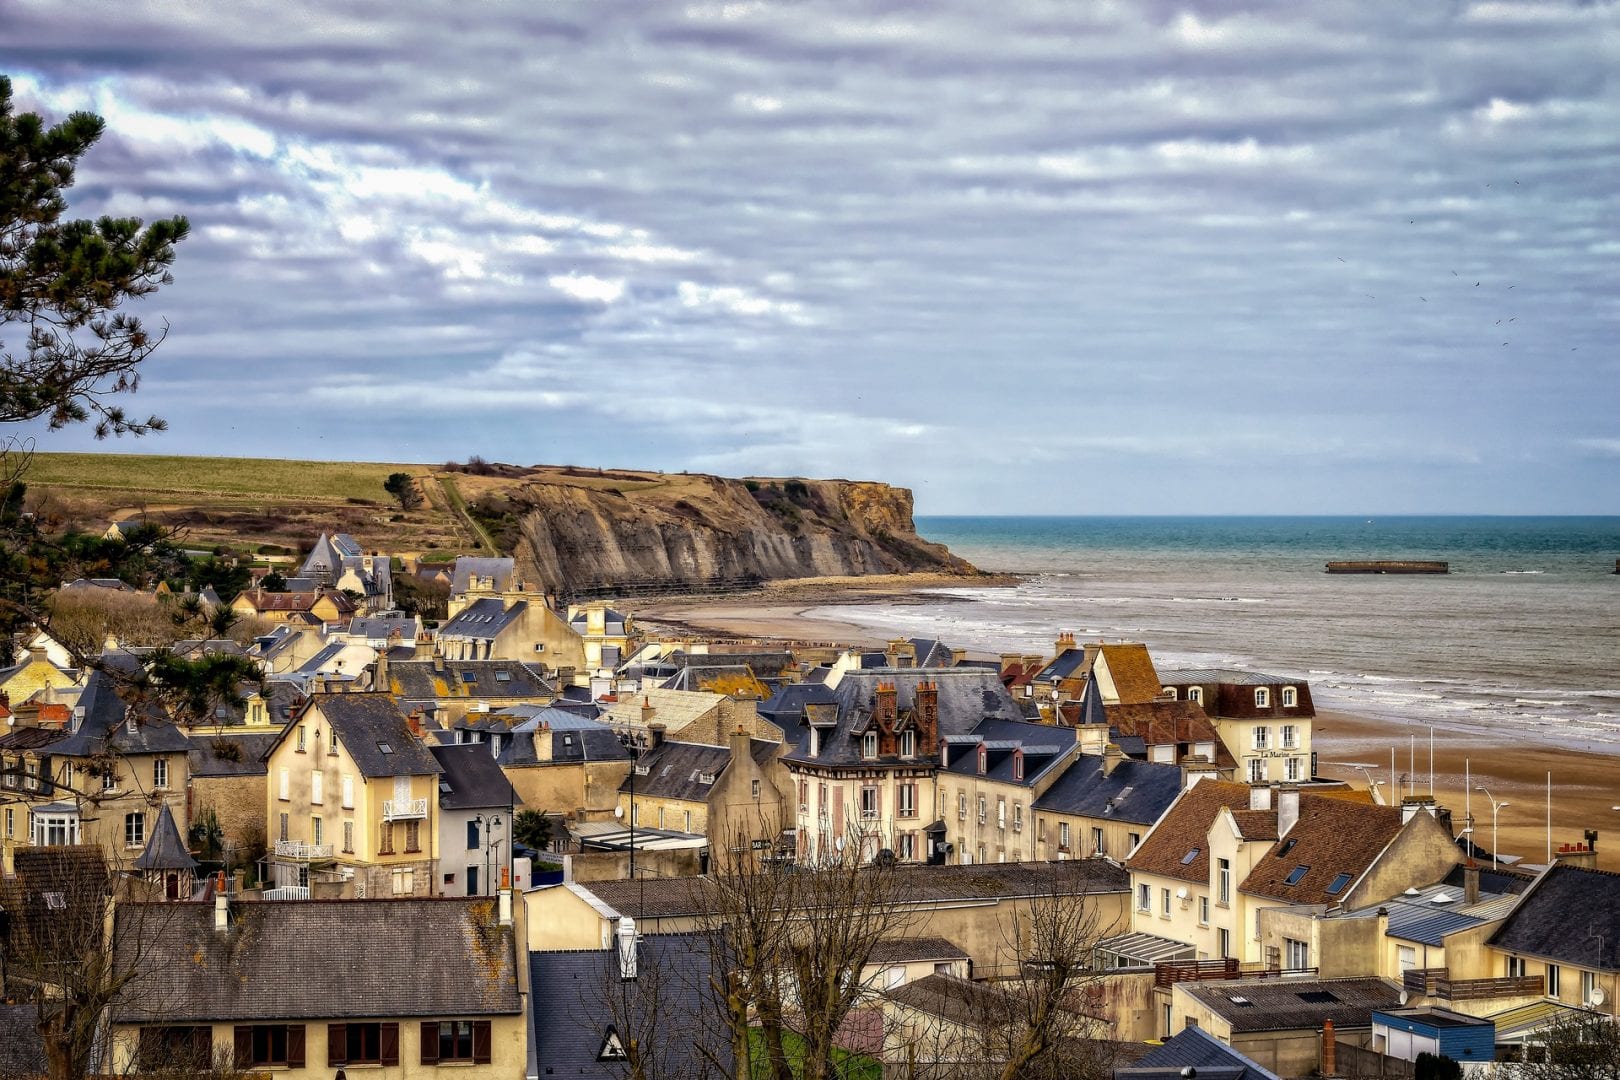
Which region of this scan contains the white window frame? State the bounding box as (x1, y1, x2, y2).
(153, 758, 169, 789)
(125, 811, 146, 849)
(1281, 687, 1297, 708)
(278, 767, 290, 801)
(1255, 688, 1271, 709)
(1188, 686, 1203, 704)
(1248, 758, 1265, 783)
(860, 785, 880, 820)
(1285, 938, 1309, 969)
(1198, 895, 1210, 925)
(1252, 726, 1270, 750)
(1285, 756, 1302, 781)
(1137, 883, 1151, 912)
(310, 770, 323, 806)
(1281, 724, 1297, 749)
(900, 731, 915, 757)
(862, 732, 878, 760)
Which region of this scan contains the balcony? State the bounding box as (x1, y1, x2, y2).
(1154, 959, 1320, 988)
(263, 886, 311, 901)
(273, 839, 333, 860)
(1402, 968, 1544, 1001)
(382, 797, 428, 820)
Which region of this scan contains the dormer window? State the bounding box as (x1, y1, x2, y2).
(1013, 752, 1024, 781)
(809, 729, 821, 757)
(1281, 687, 1297, 708)
(1255, 688, 1271, 709)
(1188, 686, 1203, 704)
(862, 732, 878, 760)
(900, 731, 915, 758)
(977, 746, 987, 775)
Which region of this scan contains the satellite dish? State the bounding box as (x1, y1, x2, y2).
(1398, 990, 1409, 1006)
(1590, 987, 1607, 1007)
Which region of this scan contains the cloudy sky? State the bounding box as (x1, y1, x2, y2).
(5, 1, 1617, 514)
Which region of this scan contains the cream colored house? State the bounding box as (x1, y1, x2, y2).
(1158, 669, 1316, 785)
(263, 693, 443, 897)
(109, 894, 526, 1079)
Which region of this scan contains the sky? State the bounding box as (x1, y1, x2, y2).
(4, 1, 1618, 515)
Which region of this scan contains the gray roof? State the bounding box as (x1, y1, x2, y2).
(430, 743, 520, 810)
(439, 597, 526, 641)
(940, 717, 1076, 788)
(297, 693, 443, 778)
(618, 738, 776, 802)
(1156, 669, 1301, 686)
(1178, 977, 1402, 1033)
(49, 667, 193, 757)
(451, 557, 515, 595)
(495, 709, 629, 766)
(1034, 647, 1089, 684)
(1491, 863, 1620, 970)
(132, 804, 198, 872)
(529, 935, 728, 1078)
(0, 1004, 47, 1076)
(388, 659, 554, 704)
(1033, 754, 1185, 826)
(111, 899, 521, 1022)
(1120, 1025, 1282, 1080)
(868, 937, 970, 964)
(189, 732, 281, 777)
(347, 613, 421, 641)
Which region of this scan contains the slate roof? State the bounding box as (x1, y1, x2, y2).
(111, 899, 521, 1022)
(1178, 977, 1402, 1033)
(867, 937, 971, 964)
(451, 556, 515, 594)
(1490, 863, 1620, 970)
(430, 743, 521, 810)
(941, 717, 1076, 788)
(240, 589, 356, 615)
(347, 613, 422, 641)
(529, 935, 728, 1079)
(907, 637, 955, 668)
(1157, 669, 1302, 687)
(439, 597, 526, 641)
(1240, 797, 1405, 904)
(496, 710, 629, 767)
(783, 668, 1025, 767)
(297, 693, 443, 778)
(47, 667, 192, 757)
(189, 732, 281, 777)
(618, 738, 776, 802)
(132, 804, 198, 872)
(1125, 780, 1253, 883)
(0, 1004, 47, 1076)
(1119, 1024, 1283, 1080)
(387, 659, 554, 703)
(1033, 754, 1185, 826)
(1034, 646, 1091, 685)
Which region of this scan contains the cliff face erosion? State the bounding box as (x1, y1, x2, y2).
(498, 471, 976, 593)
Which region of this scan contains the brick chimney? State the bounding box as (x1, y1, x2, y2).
(1322, 1019, 1336, 1076)
(1054, 631, 1076, 656)
(1101, 742, 1125, 778)
(874, 682, 899, 727)
(912, 681, 939, 753)
(1464, 862, 1480, 905)
(405, 710, 424, 738)
(640, 698, 657, 727)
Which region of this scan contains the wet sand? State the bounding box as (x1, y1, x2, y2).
(637, 577, 1620, 871)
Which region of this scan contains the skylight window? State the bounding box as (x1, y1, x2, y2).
(495, 670, 511, 682)
(1228, 996, 1253, 1006)
(462, 671, 477, 683)
(378, 742, 393, 754)
(1277, 838, 1298, 857)
(1327, 872, 1353, 895)
(1298, 991, 1340, 1004)
(1181, 848, 1201, 865)
(1284, 865, 1310, 886)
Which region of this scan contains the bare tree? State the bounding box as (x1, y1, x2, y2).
(1513, 1008, 1620, 1080)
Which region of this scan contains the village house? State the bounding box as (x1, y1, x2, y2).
(601, 686, 780, 746)
(0, 665, 190, 869)
(428, 742, 519, 897)
(491, 707, 632, 823)
(1032, 749, 1189, 864)
(436, 595, 587, 671)
(1168, 975, 1403, 1073)
(108, 895, 525, 1079)
(299, 531, 393, 610)
(262, 693, 443, 897)
(615, 724, 790, 853)
(566, 601, 640, 682)
(377, 650, 557, 726)
(937, 716, 1081, 865)
(448, 556, 516, 606)
(0, 645, 80, 706)
(1157, 668, 1316, 785)
(232, 588, 358, 626)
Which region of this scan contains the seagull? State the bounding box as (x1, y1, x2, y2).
(1452, 270, 1459, 276)
(1420, 296, 1427, 302)
(1337, 257, 1346, 263)
(1496, 320, 1502, 325)
(1509, 317, 1516, 322)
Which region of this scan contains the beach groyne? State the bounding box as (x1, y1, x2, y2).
(1326, 560, 1449, 574)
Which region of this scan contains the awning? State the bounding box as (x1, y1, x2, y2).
(1096, 931, 1197, 966)
(571, 823, 707, 852)
(1487, 1000, 1589, 1044)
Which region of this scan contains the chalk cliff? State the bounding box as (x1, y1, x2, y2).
(501, 472, 976, 593)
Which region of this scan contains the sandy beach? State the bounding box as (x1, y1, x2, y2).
(638, 577, 1620, 871)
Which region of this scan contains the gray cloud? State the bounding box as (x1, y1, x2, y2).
(4, 0, 1617, 512)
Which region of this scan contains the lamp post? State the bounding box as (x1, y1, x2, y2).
(472, 813, 504, 895)
(1476, 787, 1509, 870)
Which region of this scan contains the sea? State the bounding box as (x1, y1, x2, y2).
(806, 516, 1620, 753)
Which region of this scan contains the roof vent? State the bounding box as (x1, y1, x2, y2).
(1429, 891, 1455, 904)
(1403, 886, 1421, 896)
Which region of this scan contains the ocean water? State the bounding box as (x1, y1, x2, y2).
(807, 517, 1620, 752)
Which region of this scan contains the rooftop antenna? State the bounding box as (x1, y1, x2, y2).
(1546, 770, 1552, 866)
(1428, 726, 1435, 797)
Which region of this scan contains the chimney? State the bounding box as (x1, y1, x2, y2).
(913, 681, 939, 753)
(1278, 785, 1300, 837)
(405, 711, 424, 738)
(730, 724, 752, 775)
(432, 650, 445, 673)
(213, 886, 229, 933)
(1054, 632, 1076, 656)
(1322, 1019, 1336, 1077)
(1101, 742, 1125, 778)
(648, 722, 666, 749)
(616, 916, 638, 981)
(414, 634, 434, 661)
(1181, 760, 1220, 790)
(874, 682, 898, 725)
(1075, 722, 1109, 756)
(1250, 784, 1273, 811)
(498, 873, 513, 927)
(1464, 863, 1480, 905)
(640, 697, 656, 727)
(374, 649, 389, 692)
(28, 645, 48, 666)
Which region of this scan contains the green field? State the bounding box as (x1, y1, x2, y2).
(23, 452, 427, 503)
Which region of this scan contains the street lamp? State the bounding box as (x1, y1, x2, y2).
(472, 813, 504, 896)
(1476, 787, 1510, 870)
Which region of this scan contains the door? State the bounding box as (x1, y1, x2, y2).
(466, 865, 479, 897)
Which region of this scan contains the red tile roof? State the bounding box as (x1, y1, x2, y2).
(1240, 796, 1404, 904)
(1105, 700, 1218, 746)
(1125, 780, 1252, 883)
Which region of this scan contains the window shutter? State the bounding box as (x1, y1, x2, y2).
(472, 1021, 491, 1065)
(287, 1025, 306, 1069)
(420, 1022, 439, 1065)
(233, 1027, 252, 1069)
(380, 1023, 400, 1066)
(327, 1024, 347, 1067)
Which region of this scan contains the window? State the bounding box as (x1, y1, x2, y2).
(1188, 686, 1203, 704)
(1582, 970, 1598, 1002)
(860, 786, 880, 819)
(1285, 938, 1309, 969)
(1285, 756, 1302, 781)
(977, 746, 987, 774)
(24, 760, 38, 791)
(900, 730, 915, 757)
(238, 1024, 304, 1068)
(102, 768, 117, 793)
(31, 810, 78, 846)
(1199, 895, 1210, 925)
(1218, 858, 1231, 905)
(1284, 865, 1310, 886)
(1092, 827, 1105, 855)
(1137, 883, 1151, 911)
(461, 670, 477, 683)
(898, 783, 916, 817)
(310, 770, 323, 805)
(404, 819, 421, 852)
(329, 735, 339, 757)
(278, 767, 290, 801)
(958, 792, 968, 820)
(1547, 964, 1561, 997)
(125, 812, 146, 849)
(3, 807, 11, 838)
(297, 726, 306, 752)
(1252, 726, 1270, 750)
(1248, 758, 1265, 783)
(343, 821, 354, 854)
(899, 832, 916, 860)
(1013, 803, 1023, 831)
(139, 1026, 212, 1070)
(1129, 832, 1142, 850)
(1161, 888, 1171, 916)
(1255, 688, 1271, 708)
(1218, 928, 1231, 959)
(1398, 946, 1416, 973)
(1281, 724, 1297, 748)
(683, 810, 691, 831)
(341, 774, 354, 808)
(1507, 956, 1526, 978)
(977, 796, 987, 824)
(331, 1022, 398, 1065)
(423, 1020, 492, 1065)
(1013, 754, 1024, 781)
(862, 732, 878, 759)
(379, 821, 395, 854)
(1281, 687, 1297, 708)
(1163, 687, 1177, 700)
(751, 778, 761, 798)
(468, 820, 481, 850)
(153, 758, 168, 789)
(996, 799, 1006, 830)
(311, 816, 323, 846)
(1327, 872, 1353, 895)
(392, 867, 414, 895)
(1059, 822, 1071, 848)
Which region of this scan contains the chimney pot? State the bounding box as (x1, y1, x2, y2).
(617, 916, 638, 981)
